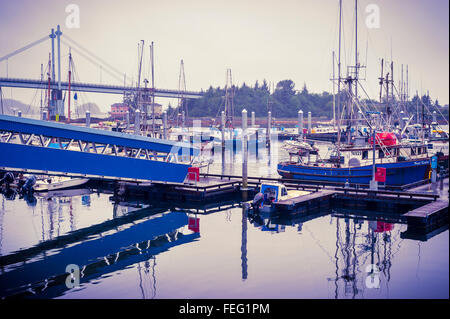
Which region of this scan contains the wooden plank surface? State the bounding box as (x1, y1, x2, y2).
(403, 200, 448, 218)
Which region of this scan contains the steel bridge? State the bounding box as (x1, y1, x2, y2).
(0, 114, 200, 183)
(0, 77, 202, 99)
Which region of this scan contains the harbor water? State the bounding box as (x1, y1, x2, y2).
(0, 141, 448, 299)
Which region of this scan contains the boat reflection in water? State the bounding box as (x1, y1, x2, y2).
(246, 208, 405, 299)
(0, 190, 200, 299)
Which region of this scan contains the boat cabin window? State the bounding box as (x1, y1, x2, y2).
(411, 147, 416, 155)
(379, 150, 385, 159)
(418, 147, 422, 155)
(281, 187, 288, 196)
(362, 150, 368, 159)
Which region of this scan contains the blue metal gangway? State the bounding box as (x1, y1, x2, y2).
(0, 114, 200, 183)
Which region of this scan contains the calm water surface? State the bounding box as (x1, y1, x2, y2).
(0, 141, 448, 299)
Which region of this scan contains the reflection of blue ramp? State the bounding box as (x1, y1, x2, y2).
(30, 232, 200, 299)
(0, 212, 188, 296)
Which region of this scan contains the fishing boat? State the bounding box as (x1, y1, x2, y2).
(247, 182, 310, 213)
(34, 177, 90, 192)
(278, 133, 431, 186)
(278, 0, 434, 187)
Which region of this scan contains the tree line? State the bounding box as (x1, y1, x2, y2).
(167, 79, 448, 121)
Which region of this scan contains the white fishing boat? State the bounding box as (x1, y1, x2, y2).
(34, 177, 90, 192)
(248, 182, 310, 213)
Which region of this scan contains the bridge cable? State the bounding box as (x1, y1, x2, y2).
(0, 36, 49, 63)
(60, 39, 124, 84)
(62, 34, 125, 80)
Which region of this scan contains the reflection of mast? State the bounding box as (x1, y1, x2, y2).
(137, 256, 157, 299)
(69, 198, 74, 232)
(342, 219, 357, 298)
(0, 195, 4, 256)
(334, 218, 340, 299)
(241, 207, 248, 280)
(333, 218, 359, 298)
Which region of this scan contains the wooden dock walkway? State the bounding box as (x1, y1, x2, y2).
(403, 199, 449, 231)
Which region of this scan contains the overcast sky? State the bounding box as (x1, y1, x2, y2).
(0, 0, 448, 114)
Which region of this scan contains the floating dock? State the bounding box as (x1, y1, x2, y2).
(403, 200, 448, 232)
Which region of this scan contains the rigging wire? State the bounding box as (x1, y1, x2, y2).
(62, 34, 125, 80)
(61, 39, 123, 84)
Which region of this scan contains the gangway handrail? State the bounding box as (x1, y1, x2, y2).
(0, 114, 199, 156)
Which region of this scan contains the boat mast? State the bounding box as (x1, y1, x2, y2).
(336, 0, 342, 164)
(348, 0, 358, 144)
(354, 0, 358, 100)
(67, 49, 72, 123)
(136, 40, 144, 134)
(332, 51, 336, 128)
(151, 41, 155, 137)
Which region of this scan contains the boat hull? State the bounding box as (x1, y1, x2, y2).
(277, 159, 431, 186)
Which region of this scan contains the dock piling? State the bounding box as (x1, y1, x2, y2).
(251, 111, 255, 127)
(163, 111, 167, 139)
(298, 110, 303, 137)
(267, 111, 271, 149)
(242, 109, 248, 201)
(182, 110, 185, 129)
(307, 111, 312, 134)
(370, 129, 378, 190)
(85, 110, 90, 128)
(221, 110, 225, 151)
(134, 109, 140, 135)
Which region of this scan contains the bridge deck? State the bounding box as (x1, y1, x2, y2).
(0, 77, 203, 98)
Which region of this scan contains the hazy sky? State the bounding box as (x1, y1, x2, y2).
(0, 0, 448, 114)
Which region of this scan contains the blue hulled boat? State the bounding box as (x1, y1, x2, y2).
(278, 158, 430, 186)
(278, 138, 432, 186)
